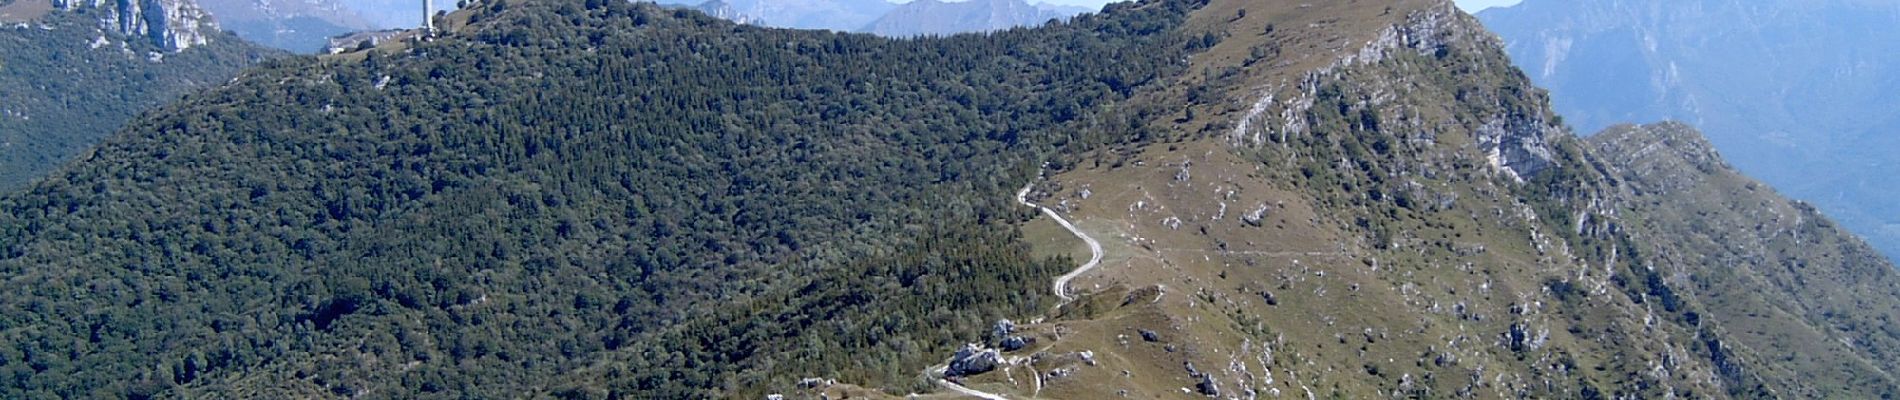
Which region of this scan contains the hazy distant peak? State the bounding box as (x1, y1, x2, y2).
(860, 0, 1079, 37)
(694, 0, 765, 25)
(1032, 1, 1092, 14)
(719, 0, 898, 31)
(195, 0, 380, 52)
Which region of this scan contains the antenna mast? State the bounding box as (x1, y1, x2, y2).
(423, 0, 435, 33)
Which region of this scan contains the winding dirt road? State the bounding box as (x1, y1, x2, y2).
(922, 178, 1107, 400)
(1015, 180, 1104, 302)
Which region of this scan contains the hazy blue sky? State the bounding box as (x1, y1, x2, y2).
(1028, 0, 1523, 12)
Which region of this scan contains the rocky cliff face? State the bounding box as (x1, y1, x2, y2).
(53, 0, 217, 50)
(1227, 1, 1562, 181)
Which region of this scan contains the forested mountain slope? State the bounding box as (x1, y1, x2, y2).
(0, 0, 1199, 397)
(0, 0, 281, 191)
(2, 0, 1897, 398)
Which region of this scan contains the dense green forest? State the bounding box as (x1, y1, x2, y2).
(0, 0, 1205, 397)
(0, 9, 280, 190)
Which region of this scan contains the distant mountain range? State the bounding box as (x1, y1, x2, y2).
(334, 0, 453, 29)
(180, 0, 444, 53)
(863, 0, 1079, 36)
(660, 0, 1092, 35)
(195, 0, 377, 52)
(1478, 0, 1900, 260)
(189, 0, 1095, 52)
(661, 0, 896, 31)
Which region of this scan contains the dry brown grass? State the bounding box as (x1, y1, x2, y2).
(0, 0, 53, 23)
